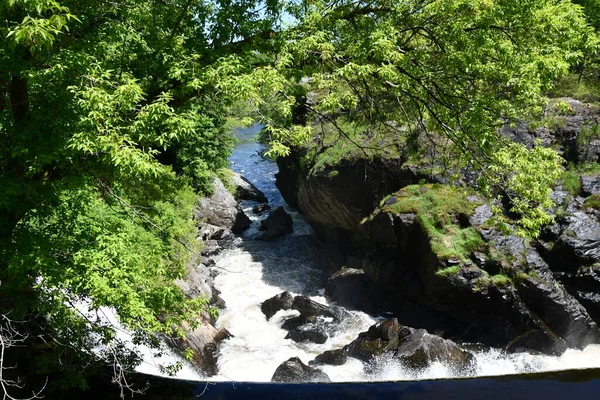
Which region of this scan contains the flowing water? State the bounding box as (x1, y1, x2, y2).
(128, 124, 600, 383)
(204, 124, 600, 382)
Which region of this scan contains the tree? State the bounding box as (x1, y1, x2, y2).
(0, 0, 284, 395)
(259, 0, 594, 235)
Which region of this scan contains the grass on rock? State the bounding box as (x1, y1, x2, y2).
(378, 184, 484, 262)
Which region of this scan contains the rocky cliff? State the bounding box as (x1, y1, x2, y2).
(275, 98, 600, 355)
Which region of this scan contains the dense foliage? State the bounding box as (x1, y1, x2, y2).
(259, 0, 594, 235)
(0, 0, 284, 394)
(1, 0, 598, 396)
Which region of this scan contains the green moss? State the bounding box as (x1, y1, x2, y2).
(380, 184, 484, 261)
(584, 194, 600, 210)
(215, 167, 236, 195)
(548, 74, 600, 104)
(560, 163, 600, 196)
(490, 274, 513, 286)
(561, 170, 582, 195)
(578, 123, 600, 148)
(435, 265, 461, 277)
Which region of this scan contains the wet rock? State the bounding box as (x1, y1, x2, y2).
(310, 349, 348, 366)
(175, 264, 214, 300)
(543, 210, 600, 271)
(167, 321, 231, 376)
(271, 357, 331, 383)
(261, 291, 294, 320)
(231, 209, 251, 233)
(581, 174, 600, 197)
(232, 172, 268, 203)
(259, 206, 293, 239)
(292, 296, 339, 320)
(196, 178, 249, 234)
(346, 319, 408, 361)
(394, 328, 475, 372)
(253, 203, 271, 215)
(285, 324, 328, 344)
(281, 315, 310, 331)
(346, 319, 475, 372)
(199, 224, 233, 242)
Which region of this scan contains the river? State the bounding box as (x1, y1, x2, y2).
(198, 125, 600, 382)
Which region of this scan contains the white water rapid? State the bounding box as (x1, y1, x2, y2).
(202, 124, 600, 383)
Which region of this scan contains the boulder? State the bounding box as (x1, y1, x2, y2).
(581, 174, 600, 197)
(195, 177, 250, 234)
(259, 206, 293, 239)
(310, 349, 348, 366)
(292, 296, 339, 320)
(394, 328, 475, 372)
(232, 172, 268, 203)
(281, 315, 310, 331)
(261, 291, 294, 320)
(271, 357, 331, 383)
(346, 319, 475, 372)
(285, 325, 328, 344)
(346, 319, 408, 361)
(231, 210, 251, 233)
(168, 322, 232, 376)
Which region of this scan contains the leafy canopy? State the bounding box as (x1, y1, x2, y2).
(0, 0, 285, 392)
(257, 0, 594, 235)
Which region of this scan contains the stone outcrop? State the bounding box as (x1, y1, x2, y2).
(273, 98, 600, 355)
(501, 97, 600, 163)
(261, 291, 294, 320)
(271, 357, 331, 383)
(232, 172, 268, 203)
(292, 295, 340, 321)
(195, 177, 250, 235)
(346, 319, 475, 373)
(310, 349, 348, 366)
(285, 324, 328, 344)
(259, 206, 293, 239)
(276, 156, 429, 250)
(171, 263, 230, 375)
(172, 174, 259, 376)
(538, 191, 600, 324)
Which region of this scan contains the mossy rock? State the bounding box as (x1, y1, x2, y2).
(584, 194, 600, 210)
(377, 184, 484, 262)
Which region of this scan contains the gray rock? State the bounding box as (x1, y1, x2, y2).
(271, 357, 330, 383)
(261, 291, 294, 320)
(285, 325, 328, 344)
(581, 174, 600, 197)
(259, 206, 293, 239)
(195, 178, 250, 234)
(232, 172, 268, 203)
(346, 319, 475, 372)
(281, 315, 310, 331)
(292, 296, 339, 320)
(310, 349, 347, 366)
